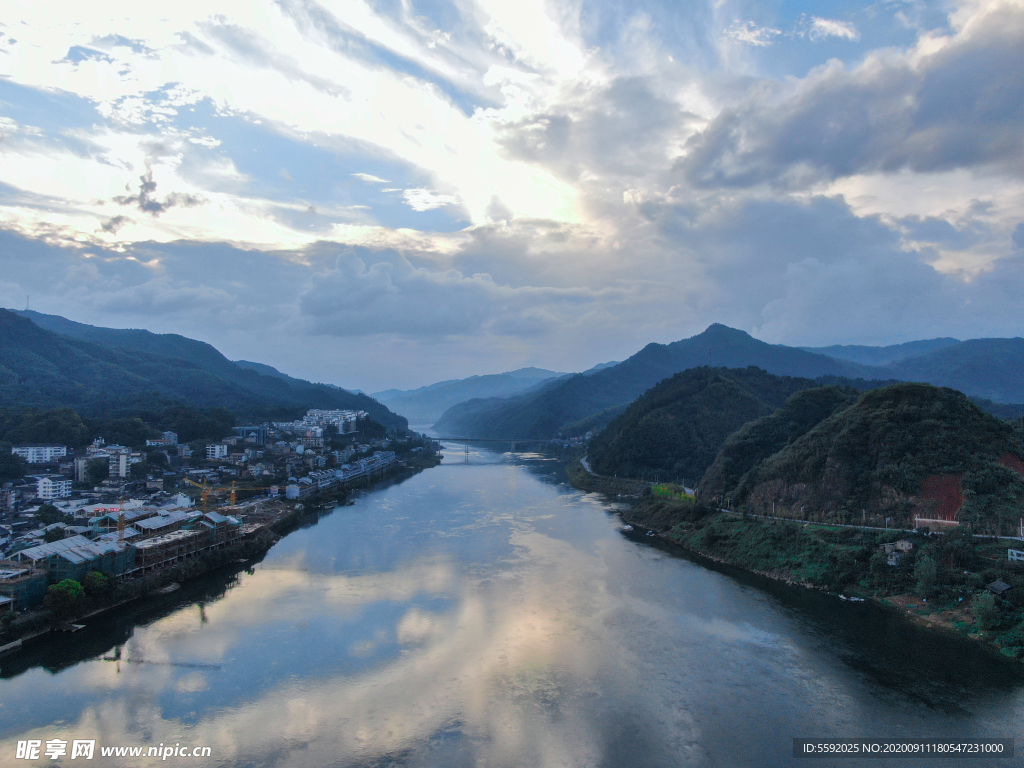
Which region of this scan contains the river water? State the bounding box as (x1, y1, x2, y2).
(1, 444, 1022, 767)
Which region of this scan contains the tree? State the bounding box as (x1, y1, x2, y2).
(43, 527, 66, 543)
(0, 443, 27, 482)
(914, 555, 938, 598)
(44, 579, 85, 620)
(37, 503, 64, 526)
(972, 591, 998, 630)
(82, 571, 111, 598)
(86, 458, 109, 485)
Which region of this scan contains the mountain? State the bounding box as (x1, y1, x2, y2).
(884, 339, 1024, 403)
(433, 324, 869, 439)
(714, 383, 1024, 533)
(233, 360, 294, 381)
(698, 385, 860, 501)
(1, 309, 406, 430)
(801, 338, 960, 366)
(587, 367, 820, 484)
(373, 367, 566, 421)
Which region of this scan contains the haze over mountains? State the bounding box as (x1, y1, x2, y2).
(1, 309, 407, 430)
(434, 324, 1024, 439)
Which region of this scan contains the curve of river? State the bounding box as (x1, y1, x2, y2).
(1, 443, 1022, 767)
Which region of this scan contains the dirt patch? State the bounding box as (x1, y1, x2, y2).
(999, 453, 1024, 476)
(918, 474, 963, 521)
(885, 593, 975, 633)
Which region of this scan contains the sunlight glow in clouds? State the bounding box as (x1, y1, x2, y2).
(0, 0, 1023, 389)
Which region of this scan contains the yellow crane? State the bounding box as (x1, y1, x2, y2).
(182, 478, 275, 509)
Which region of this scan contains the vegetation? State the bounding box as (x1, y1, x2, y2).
(624, 492, 1024, 658)
(435, 325, 1024, 440)
(44, 579, 86, 621)
(0, 309, 406, 431)
(699, 385, 859, 501)
(725, 384, 1024, 533)
(587, 367, 816, 483)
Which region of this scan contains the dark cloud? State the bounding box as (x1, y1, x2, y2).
(678, 4, 1024, 188)
(100, 215, 131, 234)
(299, 249, 602, 339)
(112, 170, 204, 216)
(496, 77, 699, 180)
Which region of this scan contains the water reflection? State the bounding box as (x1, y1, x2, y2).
(1, 444, 1022, 767)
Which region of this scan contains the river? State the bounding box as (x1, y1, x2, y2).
(1, 443, 1022, 767)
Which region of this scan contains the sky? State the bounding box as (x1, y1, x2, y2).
(1, 0, 1023, 392)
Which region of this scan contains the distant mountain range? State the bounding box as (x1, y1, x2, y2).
(373, 367, 566, 421)
(434, 324, 1024, 439)
(1, 309, 407, 430)
(374, 362, 618, 421)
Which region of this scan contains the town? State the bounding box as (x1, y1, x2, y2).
(0, 409, 440, 627)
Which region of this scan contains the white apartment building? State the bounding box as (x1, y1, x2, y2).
(12, 445, 67, 464)
(37, 475, 72, 499)
(207, 444, 229, 460)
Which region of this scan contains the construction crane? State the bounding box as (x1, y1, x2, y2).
(182, 478, 275, 510)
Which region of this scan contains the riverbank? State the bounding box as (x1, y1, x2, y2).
(565, 459, 1024, 662)
(0, 456, 442, 651)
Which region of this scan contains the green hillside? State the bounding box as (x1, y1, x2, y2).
(0, 310, 406, 430)
(698, 385, 860, 501)
(724, 384, 1024, 535)
(587, 367, 816, 483)
(434, 324, 866, 438)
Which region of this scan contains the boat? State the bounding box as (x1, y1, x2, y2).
(646, 530, 656, 537)
(621, 525, 634, 532)
(153, 582, 181, 596)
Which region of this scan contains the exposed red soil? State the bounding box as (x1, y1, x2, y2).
(919, 474, 963, 521)
(1000, 453, 1024, 476)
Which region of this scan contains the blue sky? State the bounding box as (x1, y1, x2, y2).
(0, 0, 1022, 391)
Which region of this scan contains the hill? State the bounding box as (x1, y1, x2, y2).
(718, 383, 1024, 535)
(0, 310, 406, 430)
(698, 385, 860, 501)
(433, 324, 869, 439)
(801, 338, 960, 366)
(373, 367, 565, 421)
(586, 367, 817, 483)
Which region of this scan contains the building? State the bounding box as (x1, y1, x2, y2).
(1008, 549, 1024, 563)
(986, 580, 1013, 597)
(0, 561, 49, 609)
(234, 426, 269, 445)
(146, 431, 178, 447)
(12, 536, 136, 583)
(207, 444, 228, 460)
(11, 445, 67, 464)
(36, 476, 72, 500)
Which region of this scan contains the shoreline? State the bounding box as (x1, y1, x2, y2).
(0, 455, 441, 654)
(564, 458, 1024, 666)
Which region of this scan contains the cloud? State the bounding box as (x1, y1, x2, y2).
(402, 189, 460, 211)
(112, 169, 205, 216)
(724, 22, 782, 47)
(802, 17, 860, 42)
(681, 2, 1024, 189)
(352, 173, 390, 183)
(299, 250, 603, 339)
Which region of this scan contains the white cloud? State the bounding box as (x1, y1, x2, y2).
(402, 189, 461, 212)
(352, 173, 390, 183)
(803, 17, 860, 42)
(724, 21, 782, 47)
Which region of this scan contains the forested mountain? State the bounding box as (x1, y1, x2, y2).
(0, 309, 406, 430)
(433, 324, 869, 439)
(710, 384, 1024, 534)
(698, 385, 860, 500)
(586, 367, 817, 483)
(884, 339, 1024, 403)
(373, 367, 565, 421)
(801, 338, 960, 366)
(435, 324, 1024, 439)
